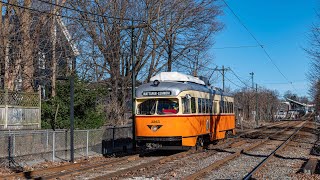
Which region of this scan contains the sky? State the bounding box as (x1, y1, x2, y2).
(209, 0, 319, 98)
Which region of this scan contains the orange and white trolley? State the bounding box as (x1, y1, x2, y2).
(135, 72, 235, 149)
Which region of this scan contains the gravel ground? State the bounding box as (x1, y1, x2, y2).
(203, 139, 284, 179)
(255, 121, 320, 180)
(120, 121, 298, 180)
(71, 156, 162, 179)
(155, 151, 230, 179)
(117, 140, 239, 179)
(120, 139, 266, 179)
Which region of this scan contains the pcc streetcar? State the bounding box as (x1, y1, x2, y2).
(135, 72, 235, 149)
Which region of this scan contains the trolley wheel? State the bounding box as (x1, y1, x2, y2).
(191, 137, 205, 151)
(225, 130, 234, 139)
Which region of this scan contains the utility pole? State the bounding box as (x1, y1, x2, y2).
(214, 66, 230, 91)
(249, 72, 254, 89)
(131, 19, 137, 151)
(70, 56, 75, 163)
(118, 21, 148, 151)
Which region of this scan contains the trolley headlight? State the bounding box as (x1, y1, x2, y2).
(147, 125, 163, 132)
(151, 125, 158, 132)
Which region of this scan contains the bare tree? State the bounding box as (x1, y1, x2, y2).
(0, 0, 74, 95)
(305, 15, 320, 112)
(234, 87, 279, 124)
(65, 0, 222, 124)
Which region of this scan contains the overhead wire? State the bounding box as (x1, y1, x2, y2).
(212, 45, 261, 49)
(1, 0, 265, 91)
(222, 0, 298, 93)
(36, 0, 144, 22)
(146, 24, 218, 71)
(229, 69, 251, 88)
(222, 71, 243, 89)
(0, 0, 116, 24)
(147, 23, 251, 90)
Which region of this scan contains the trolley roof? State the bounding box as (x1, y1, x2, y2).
(136, 81, 228, 98)
(150, 72, 205, 85)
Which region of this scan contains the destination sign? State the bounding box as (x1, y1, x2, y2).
(142, 91, 171, 96)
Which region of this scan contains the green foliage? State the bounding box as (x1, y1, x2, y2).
(41, 79, 107, 129)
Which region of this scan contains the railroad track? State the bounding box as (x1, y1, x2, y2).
(184, 120, 307, 179)
(0, 154, 141, 180)
(94, 121, 295, 179)
(243, 120, 309, 179)
(0, 120, 304, 180)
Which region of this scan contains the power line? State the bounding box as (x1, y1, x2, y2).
(222, 0, 263, 47)
(36, 0, 144, 22)
(0, 0, 113, 24)
(212, 45, 261, 49)
(229, 69, 251, 88)
(225, 75, 243, 89)
(147, 24, 218, 71)
(222, 0, 298, 93)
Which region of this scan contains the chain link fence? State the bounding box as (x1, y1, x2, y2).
(0, 125, 132, 163)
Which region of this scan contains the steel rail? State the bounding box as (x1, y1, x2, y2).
(184, 120, 303, 180)
(1, 154, 140, 180)
(52, 140, 233, 179)
(242, 120, 308, 180)
(91, 150, 199, 180)
(237, 121, 289, 138)
(42, 155, 140, 180)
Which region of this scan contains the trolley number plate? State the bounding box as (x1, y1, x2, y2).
(142, 91, 171, 96)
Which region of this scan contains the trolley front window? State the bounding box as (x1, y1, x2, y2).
(157, 99, 179, 114)
(137, 99, 156, 115)
(137, 98, 179, 115)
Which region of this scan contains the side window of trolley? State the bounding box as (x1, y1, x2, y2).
(214, 101, 218, 114)
(225, 101, 229, 113)
(198, 98, 202, 113)
(191, 97, 196, 113)
(182, 97, 191, 114)
(230, 102, 234, 113)
(220, 101, 224, 113)
(207, 99, 212, 113)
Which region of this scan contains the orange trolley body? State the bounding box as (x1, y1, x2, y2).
(135, 73, 235, 148)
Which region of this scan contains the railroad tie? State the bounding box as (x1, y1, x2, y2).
(303, 158, 318, 175)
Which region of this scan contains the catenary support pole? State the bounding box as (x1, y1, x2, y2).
(70, 56, 76, 162)
(131, 19, 136, 151)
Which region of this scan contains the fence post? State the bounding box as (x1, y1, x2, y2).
(12, 133, 15, 157)
(112, 126, 115, 153)
(52, 131, 55, 162)
(38, 86, 41, 129)
(8, 134, 11, 167)
(4, 88, 8, 129)
(86, 130, 89, 157)
(46, 129, 49, 151)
